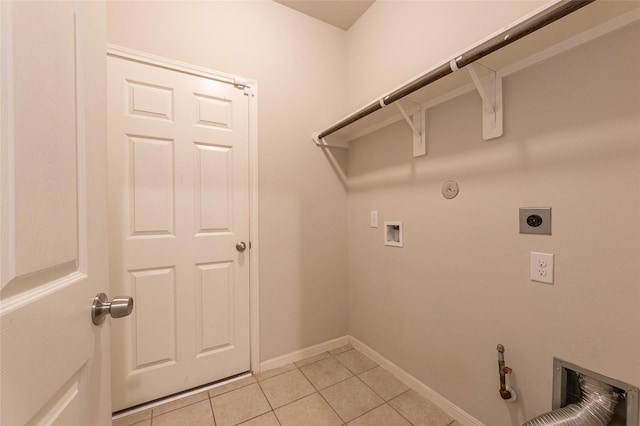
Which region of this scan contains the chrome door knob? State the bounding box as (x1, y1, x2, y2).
(236, 241, 247, 252)
(91, 293, 134, 325)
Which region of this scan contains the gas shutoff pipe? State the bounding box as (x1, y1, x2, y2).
(497, 344, 517, 402)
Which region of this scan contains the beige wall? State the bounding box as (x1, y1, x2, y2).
(106, 1, 349, 361)
(347, 20, 640, 426)
(346, 1, 545, 110)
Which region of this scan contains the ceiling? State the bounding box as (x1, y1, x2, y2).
(274, 0, 375, 31)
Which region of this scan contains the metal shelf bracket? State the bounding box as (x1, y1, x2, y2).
(396, 102, 428, 157)
(466, 62, 503, 140)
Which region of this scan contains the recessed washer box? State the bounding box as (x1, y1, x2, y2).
(519, 207, 551, 235)
(384, 221, 403, 247)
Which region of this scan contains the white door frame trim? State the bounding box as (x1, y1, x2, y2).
(106, 45, 260, 375)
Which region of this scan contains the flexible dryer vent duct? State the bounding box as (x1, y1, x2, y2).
(523, 375, 619, 426)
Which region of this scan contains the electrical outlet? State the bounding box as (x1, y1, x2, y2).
(531, 252, 554, 284)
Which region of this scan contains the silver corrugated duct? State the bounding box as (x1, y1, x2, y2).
(523, 375, 619, 426)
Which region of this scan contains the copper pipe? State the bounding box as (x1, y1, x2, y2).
(497, 344, 512, 400)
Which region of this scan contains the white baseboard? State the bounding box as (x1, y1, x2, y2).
(348, 336, 486, 426)
(259, 335, 349, 372)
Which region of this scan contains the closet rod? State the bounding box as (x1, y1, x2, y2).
(316, 0, 594, 141)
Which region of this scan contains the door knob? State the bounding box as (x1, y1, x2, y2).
(236, 241, 247, 252)
(91, 293, 134, 325)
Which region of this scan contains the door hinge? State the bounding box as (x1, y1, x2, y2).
(234, 77, 253, 96)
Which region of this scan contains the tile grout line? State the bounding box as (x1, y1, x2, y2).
(324, 354, 416, 426)
(271, 408, 283, 426)
(270, 363, 344, 424)
(318, 351, 377, 425)
(292, 357, 348, 426)
(297, 353, 355, 392)
(229, 382, 274, 426)
(387, 390, 417, 426)
(330, 373, 390, 425)
(266, 389, 318, 412)
(339, 353, 424, 426)
(255, 379, 275, 412)
(258, 365, 318, 411)
(341, 402, 385, 425)
(355, 369, 388, 401)
(253, 377, 284, 425)
(316, 386, 347, 425)
(207, 395, 217, 426)
(333, 352, 399, 424)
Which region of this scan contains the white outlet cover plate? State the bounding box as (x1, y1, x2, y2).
(370, 211, 379, 228)
(531, 252, 554, 284)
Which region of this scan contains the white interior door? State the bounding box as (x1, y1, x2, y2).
(108, 54, 251, 411)
(0, 2, 111, 425)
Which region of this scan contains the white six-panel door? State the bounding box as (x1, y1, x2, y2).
(0, 2, 111, 425)
(107, 54, 251, 410)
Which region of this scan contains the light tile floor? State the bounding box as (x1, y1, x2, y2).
(113, 345, 463, 426)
